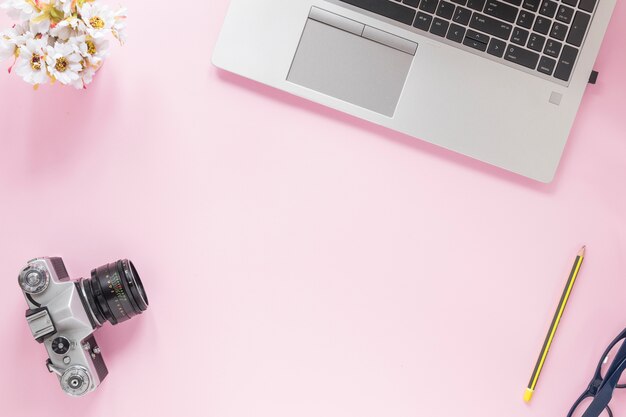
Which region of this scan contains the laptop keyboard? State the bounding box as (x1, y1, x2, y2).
(338, 0, 597, 83)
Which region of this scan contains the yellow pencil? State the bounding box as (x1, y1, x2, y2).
(524, 246, 586, 403)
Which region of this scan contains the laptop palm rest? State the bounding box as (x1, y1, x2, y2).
(287, 8, 417, 117)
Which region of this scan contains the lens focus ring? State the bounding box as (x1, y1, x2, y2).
(81, 259, 148, 326)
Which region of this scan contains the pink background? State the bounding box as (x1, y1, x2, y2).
(1, 1, 625, 416)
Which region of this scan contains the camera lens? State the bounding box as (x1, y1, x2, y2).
(81, 259, 149, 326)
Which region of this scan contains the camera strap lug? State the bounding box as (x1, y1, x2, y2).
(45, 359, 63, 376)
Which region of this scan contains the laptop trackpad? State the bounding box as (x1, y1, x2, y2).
(287, 13, 416, 117)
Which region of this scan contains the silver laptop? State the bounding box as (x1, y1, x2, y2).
(213, 0, 616, 182)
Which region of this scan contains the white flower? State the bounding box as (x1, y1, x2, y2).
(53, 0, 74, 17)
(0, 35, 14, 62)
(79, 2, 114, 38)
(30, 13, 51, 35)
(0, 0, 39, 21)
(45, 41, 82, 85)
(73, 35, 108, 65)
(0, 23, 27, 62)
(15, 37, 48, 85)
(70, 63, 96, 89)
(50, 15, 86, 40)
(111, 6, 127, 45)
(1, 0, 126, 88)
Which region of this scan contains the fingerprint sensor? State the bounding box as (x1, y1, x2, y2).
(550, 92, 563, 106)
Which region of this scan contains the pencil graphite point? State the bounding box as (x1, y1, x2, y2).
(579, 246, 586, 257)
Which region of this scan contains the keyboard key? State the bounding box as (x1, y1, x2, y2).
(522, 0, 540, 12)
(539, 0, 558, 17)
(487, 37, 506, 57)
(504, 44, 540, 69)
(484, 0, 519, 23)
(544, 39, 562, 57)
(567, 11, 590, 47)
(447, 23, 466, 42)
(430, 17, 450, 37)
(466, 28, 490, 44)
(467, 0, 486, 11)
(450, 0, 468, 5)
(453, 7, 472, 25)
(533, 16, 551, 35)
(413, 11, 433, 30)
(537, 56, 556, 75)
(554, 44, 578, 81)
(502, 0, 522, 5)
(562, 0, 577, 6)
(463, 36, 488, 51)
(420, 0, 439, 13)
(556, 5, 575, 23)
(403, 0, 420, 7)
(550, 22, 568, 40)
(527, 33, 546, 52)
(339, 0, 417, 25)
(470, 12, 513, 40)
(436, 1, 456, 19)
(578, 0, 596, 13)
(511, 27, 529, 45)
(516, 11, 535, 29)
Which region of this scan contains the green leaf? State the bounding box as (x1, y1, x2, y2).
(49, 7, 64, 22)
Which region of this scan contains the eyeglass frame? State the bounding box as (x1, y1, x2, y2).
(568, 328, 626, 417)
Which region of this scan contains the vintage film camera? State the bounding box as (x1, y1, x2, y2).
(18, 257, 149, 396)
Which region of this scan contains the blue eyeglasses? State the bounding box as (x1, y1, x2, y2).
(568, 328, 626, 417)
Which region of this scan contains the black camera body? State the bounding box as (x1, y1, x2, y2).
(18, 257, 148, 396)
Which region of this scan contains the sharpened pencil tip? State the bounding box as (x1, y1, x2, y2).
(579, 246, 586, 257)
